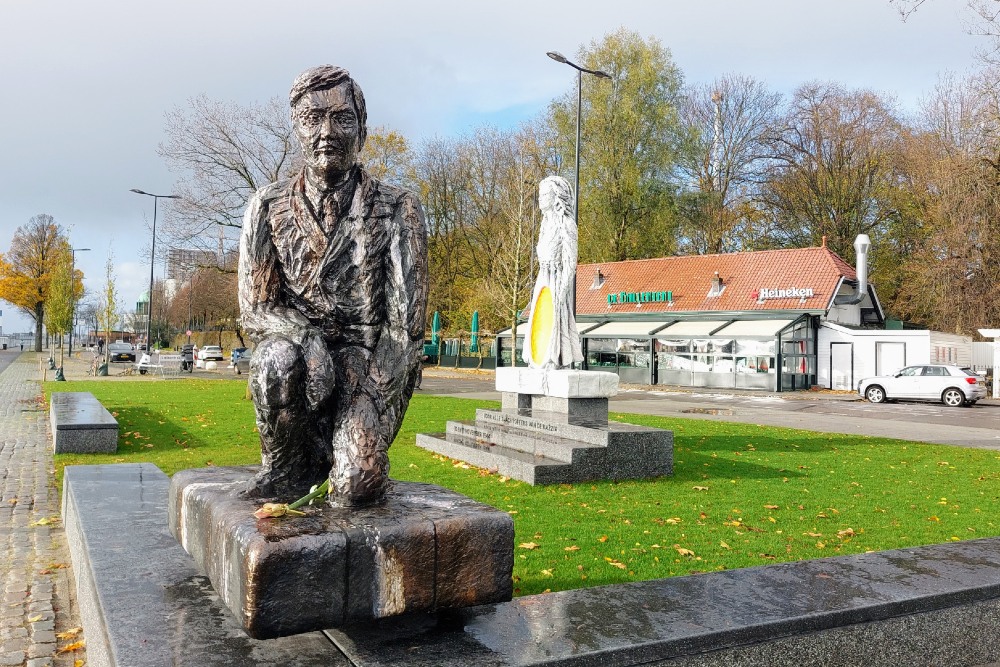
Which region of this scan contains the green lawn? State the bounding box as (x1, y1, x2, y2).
(48, 380, 1000, 596)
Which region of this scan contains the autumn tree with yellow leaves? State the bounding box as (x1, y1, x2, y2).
(0, 214, 74, 351)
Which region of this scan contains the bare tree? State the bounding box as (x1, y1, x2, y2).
(158, 95, 300, 259)
(480, 125, 558, 335)
(97, 251, 121, 358)
(758, 82, 903, 261)
(677, 74, 782, 254)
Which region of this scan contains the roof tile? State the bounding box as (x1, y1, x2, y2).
(577, 246, 857, 316)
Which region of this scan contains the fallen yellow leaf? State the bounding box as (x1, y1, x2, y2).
(837, 528, 857, 538)
(56, 627, 82, 639)
(598, 535, 608, 543)
(27, 614, 43, 623)
(719, 541, 730, 549)
(518, 542, 540, 550)
(764, 504, 779, 510)
(692, 486, 709, 491)
(674, 546, 695, 557)
(564, 545, 580, 552)
(56, 640, 85, 654)
(804, 532, 823, 537)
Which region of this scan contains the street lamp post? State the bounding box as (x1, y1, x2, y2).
(546, 51, 611, 317)
(67, 247, 91, 358)
(130, 189, 180, 363)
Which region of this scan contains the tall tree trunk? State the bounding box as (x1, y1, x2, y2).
(34, 303, 43, 352)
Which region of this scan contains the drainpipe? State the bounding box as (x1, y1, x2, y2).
(834, 234, 871, 305)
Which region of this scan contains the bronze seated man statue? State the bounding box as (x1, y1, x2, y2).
(238, 65, 428, 507)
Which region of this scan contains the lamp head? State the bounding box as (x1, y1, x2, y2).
(546, 51, 568, 64)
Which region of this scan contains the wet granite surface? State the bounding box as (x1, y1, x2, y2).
(62, 464, 348, 666)
(62, 462, 1000, 666)
(328, 538, 1000, 666)
(169, 466, 514, 639)
(49, 392, 118, 453)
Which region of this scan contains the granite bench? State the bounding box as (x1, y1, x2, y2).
(50, 392, 118, 454)
(63, 463, 1000, 667)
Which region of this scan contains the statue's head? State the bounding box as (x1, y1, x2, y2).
(290, 65, 368, 181)
(539, 175, 574, 220)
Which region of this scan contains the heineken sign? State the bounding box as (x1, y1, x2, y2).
(608, 290, 673, 305)
(753, 287, 815, 301)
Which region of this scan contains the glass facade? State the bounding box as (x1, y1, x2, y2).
(497, 316, 819, 392)
(585, 338, 651, 383)
(778, 317, 816, 391)
(654, 336, 777, 389)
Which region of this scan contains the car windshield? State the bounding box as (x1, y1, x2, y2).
(108, 344, 130, 351)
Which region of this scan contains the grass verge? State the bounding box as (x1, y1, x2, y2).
(48, 380, 1000, 597)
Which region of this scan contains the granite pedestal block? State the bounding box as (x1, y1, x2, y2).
(49, 391, 118, 453)
(495, 366, 619, 398)
(168, 466, 514, 639)
(420, 368, 669, 485)
(417, 403, 673, 486)
(64, 463, 1000, 666)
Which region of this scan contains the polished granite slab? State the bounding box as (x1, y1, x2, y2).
(63, 463, 1000, 666)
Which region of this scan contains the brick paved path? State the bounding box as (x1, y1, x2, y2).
(0, 353, 83, 666)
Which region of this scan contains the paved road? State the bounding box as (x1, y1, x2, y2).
(419, 370, 1000, 450)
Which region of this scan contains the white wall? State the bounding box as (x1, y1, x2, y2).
(972, 342, 994, 371)
(929, 331, 973, 367)
(818, 323, 930, 389)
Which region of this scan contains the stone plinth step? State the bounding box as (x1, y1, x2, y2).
(415, 432, 574, 485)
(169, 466, 514, 639)
(445, 420, 606, 462)
(416, 427, 672, 485)
(475, 408, 668, 446)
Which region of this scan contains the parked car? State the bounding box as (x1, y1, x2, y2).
(107, 342, 135, 363)
(199, 345, 224, 362)
(858, 364, 987, 407)
(234, 349, 253, 375)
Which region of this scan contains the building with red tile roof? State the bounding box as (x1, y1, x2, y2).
(576, 244, 880, 322)
(499, 238, 968, 393)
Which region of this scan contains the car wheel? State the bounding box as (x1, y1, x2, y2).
(865, 385, 886, 403)
(941, 388, 965, 407)
(139, 369, 147, 375)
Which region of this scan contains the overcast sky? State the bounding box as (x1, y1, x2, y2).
(0, 0, 981, 335)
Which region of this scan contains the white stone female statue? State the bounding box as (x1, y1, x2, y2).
(523, 175, 584, 369)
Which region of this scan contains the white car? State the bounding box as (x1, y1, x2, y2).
(858, 364, 987, 407)
(199, 345, 224, 362)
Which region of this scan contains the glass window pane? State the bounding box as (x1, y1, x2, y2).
(587, 337, 616, 352)
(656, 339, 690, 354)
(736, 339, 775, 356)
(710, 339, 734, 354)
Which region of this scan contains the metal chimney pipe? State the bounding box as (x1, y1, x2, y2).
(834, 234, 871, 305)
